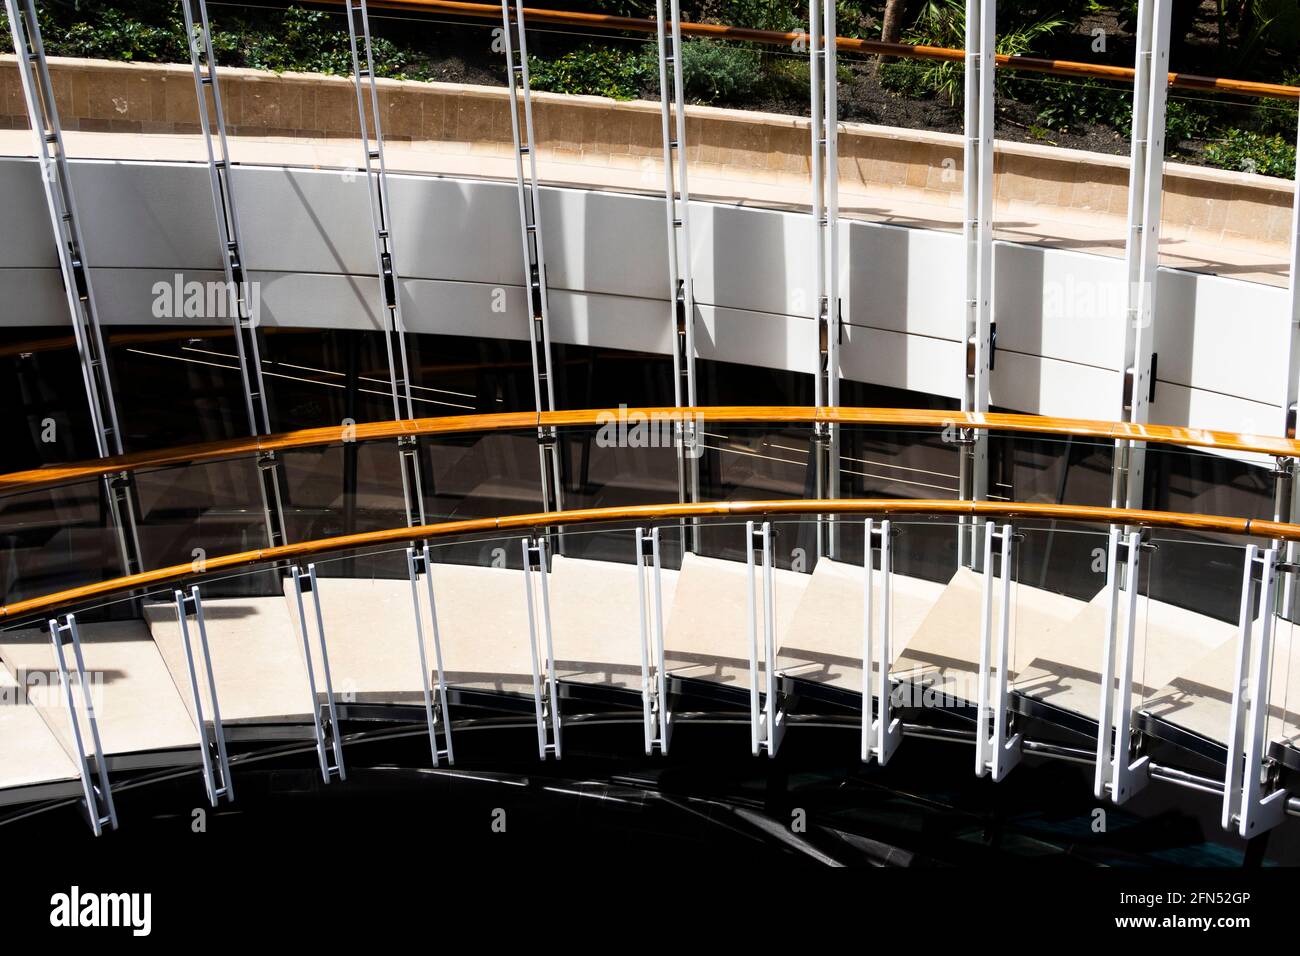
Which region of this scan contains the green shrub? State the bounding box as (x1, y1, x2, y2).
(527, 45, 653, 101)
(679, 39, 760, 105)
(1018, 76, 1131, 135)
(878, 58, 931, 98)
(41, 6, 186, 63)
(1203, 128, 1297, 178)
(900, 0, 1066, 105)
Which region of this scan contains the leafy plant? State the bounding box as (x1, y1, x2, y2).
(679, 39, 760, 105)
(901, 0, 1066, 105)
(1203, 128, 1296, 178)
(528, 45, 654, 101)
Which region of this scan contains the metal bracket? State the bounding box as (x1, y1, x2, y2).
(174, 586, 234, 807)
(522, 536, 561, 759)
(1095, 529, 1150, 803)
(635, 527, 672, 755)
(862, 519, 901, 765)
(1222, 546, 1290, 838)
(396, 434, 426, 528)
(747, 521, 785, 756)
(975, 522, 1022, 780)
(405, 546, 455, 767)
(288, 565, 345, 783)
(48, 614, 117, 836)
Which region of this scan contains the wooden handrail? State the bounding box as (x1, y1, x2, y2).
(1, 497, 1295, 622)
(349, 0, 1300, 101)
(1, 405, 1294, 496)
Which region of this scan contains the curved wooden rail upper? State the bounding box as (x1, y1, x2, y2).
(2, 497, 1297, 622)
(2, 405, 1295, 496)
(354, 0, 1300, 101)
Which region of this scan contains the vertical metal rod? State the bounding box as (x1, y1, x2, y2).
(49, 616, 117, 835)
(655, 0, 699, 546)
(990, 522, 1015, 780)
(307, 564, 346, 777)
(651, 526, 670, 751)
(1109, 532, 1148, 801)
(862, 519, 900, 764)
(406, 547, 440, 767)
(290, 566, 331, 779)
(190, 587, 233, 801)
(636, 527, 654, 754)
(521, 536, 559, 757)
(6, 0, 143, 577)
(174, 587, 233, 805)
(1116, 0, 1171, 510)
(1094, 527, 1122, 797)
(745, 519, 760, 755)
(342, 0, 426, 528)
(500, 0, 563, 518)
(1241, 551, 1282, 836)
(421, 547, 455, 765)
(761, 519, 780, 754)
(958, 0, 995, 567)
(1223, 544, 1258, 830)
(862, 518, 875, 762)
(974, 521, 995, 775)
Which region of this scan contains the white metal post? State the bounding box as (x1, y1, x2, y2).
(1278, 102, 1300, 616)
(1223, 546, 1290, 838)
(959, 0, 995, 568)
(174, 586, 234, 807)
(406, 545, 456, 767)
(522, 536, 561, 758)
(500, 0, 564, 517)
(654, 0, 701, 530)
(5, 0, 143, 578)
(289, 565, 346, 782)
(810, 0, 841, 557)
(975, 522, 1021, 780)
(747, 521, 784, 755)
(343, 0, 427, 529)
(1116, 0, 1172, 510)
(862, 519, 901, 764)
(180, 0, 288, 549)
(48, 615, 117, 835)
(636, 527, 672, 755)
(1094, 529, 1150, 803)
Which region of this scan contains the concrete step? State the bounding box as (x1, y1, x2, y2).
(0, 620, 199, 764)
(664, 553, 811, 690)
(777, 557, 946, 694)
(145, 594, 315, 725)
(549, 552, 679, 690)
(893, 567, 1092, 704)
(1014, 589, 1237, 728)
(0, 656, 79, 796)
(1142, 612, 1298, 748)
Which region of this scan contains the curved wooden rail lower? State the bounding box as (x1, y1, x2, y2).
(2, 405, 1295, 496)
(3, 497, 1296, 623)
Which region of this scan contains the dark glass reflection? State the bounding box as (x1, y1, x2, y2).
(0, 327, 101, 470)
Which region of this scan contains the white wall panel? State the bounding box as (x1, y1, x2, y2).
(838, 325, 963, 400)
(0, 156, 1292, 440)
(1153, 267, 1288, 408)
(0, 158, 56, 268)
(993, 243, 1127, 372)
(991, 352, 1121, 420)
(843, 222, 963, 341)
